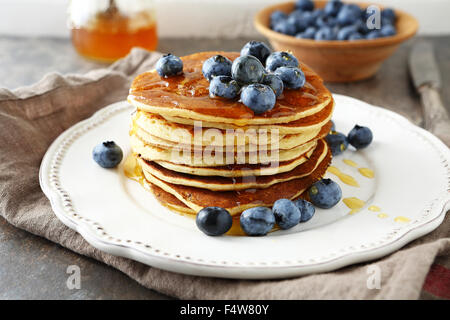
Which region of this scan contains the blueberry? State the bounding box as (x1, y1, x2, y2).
(336, 4, 362, 26)
(316, 15, 337, 28)
(294, 199, 316, 222)
(240, 84, 276, 114)
(261, 74, 284, 97)
(315, 27, 336, 41)
(381, 8, 396, 24)
(380, 24, 396, 37)
(240, 206, 275, 236)
(270, 10, 288, 27)
(347, 125, 373, 149)
(324, 0, 343, 17)
(202, 55, 232, 81)
(265, 51, 299, 72)
(273, 199, 301, 230)
(366, 30, 382, 40)
(274, 66, 306, 90)
(209, 76, 240, 99)
(326, 131, 348, 156)
(356, 19, 370, 35)
(311, 8, 324, 20)
(296, 26, 317, 39)
(196, 207, 233, 236)
(337, 25, 358, 40)
(348, 32, 364, 41)
(308, 179, 342, 209)
(273, 19, 297, 36)
(301, 11, 315, 26)
(287, 10, 309, 33)
(231, 55, 265, 85)
(295, 0, 314, 12)
(92, 141, 123, 168)
(155, 53, 183, 78)
(240, 41, 272, 65)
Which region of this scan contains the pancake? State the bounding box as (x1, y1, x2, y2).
(131, 133, 318, 166)
(139, 139, 328, 191)
(161, 99, 334, 135)
(151, 124, 330, 177)
(142, 148, 331, 215)
(128, 51, 332, 126)
(132, 111, 329, 149)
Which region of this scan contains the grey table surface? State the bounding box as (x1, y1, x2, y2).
(0, 35, 449, 299)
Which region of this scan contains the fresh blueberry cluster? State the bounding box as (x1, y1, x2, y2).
(196, 196, 319, 237)
(326, 123, 373, 156)
(92, 141, 123, 168)
(203, 41, 306, 114)
(270, 0, 397, 41)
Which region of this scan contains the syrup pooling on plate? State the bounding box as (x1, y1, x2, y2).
(129, 52, 329, 120)
(327, 166, 359, 187)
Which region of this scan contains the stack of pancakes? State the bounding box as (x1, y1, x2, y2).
(128, 52, 334, 216)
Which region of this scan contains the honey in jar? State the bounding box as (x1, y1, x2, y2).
(69, 0, 158, 62)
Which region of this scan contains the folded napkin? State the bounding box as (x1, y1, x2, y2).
(0, 48, 448, 300)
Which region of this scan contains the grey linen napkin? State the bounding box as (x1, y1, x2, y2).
(0, 48, 448, 300)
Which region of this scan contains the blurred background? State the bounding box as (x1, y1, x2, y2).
(0, 0, 449, 38)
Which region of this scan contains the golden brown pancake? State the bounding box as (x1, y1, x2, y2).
(128, 51, 332, 126)
(140, 139, 328, 191)
(150, 123, 331, 177)
(142, 148, 331, 215)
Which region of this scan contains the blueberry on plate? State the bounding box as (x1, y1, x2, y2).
(261, 73, 284, 97)
(326, 131, 348, 156)
(273, 19, 297, 36)
(324, 0, 343, 17)
(273, 199, 301, 230)
(366, 30, 382, 40)
(265, 51, 299, 72)
(240, 41, 272, 65)
(231, 55, 265, 85)
(202, 55, 232, 81)
(336, 4, 362, 26)
(308, 179, 342, 209)
(348, 32, 364, 41)
(295, 0, 314, 12)
(240, 206, 275, 236)
(92, 141, 123, 168)
(315, 27, 336, 41)
(347, 125, 373, 149)
(380, 24, 396, 37)
(287, 10, 309, 33)
(296, 26, 317, 39)
(196, 207, 233, 236)
(337, 25, 358, 40)
(240, 84, 276, 114)
(209, 76, 240, 99)
(155, 53, 183, 78)
(270, 10, 288, 27)
(274, 66, 306, 89)
(294, 199, 316, 222)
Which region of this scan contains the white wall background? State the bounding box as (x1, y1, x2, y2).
(0, 0, 449, 38)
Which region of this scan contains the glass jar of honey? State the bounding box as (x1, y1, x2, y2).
(68, 0, 158, 62)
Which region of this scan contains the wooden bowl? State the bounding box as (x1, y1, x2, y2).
(254, 1, 419, 82)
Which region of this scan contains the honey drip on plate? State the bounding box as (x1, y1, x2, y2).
(368, 205, 381, 212)
(394, 216, 411, 223)
(327, 166, 359, 187)
(359, 168, 374, 178)
(343, 197, 366, 214)
(342, 159, 358, 167)
(377, 213, 388, 219)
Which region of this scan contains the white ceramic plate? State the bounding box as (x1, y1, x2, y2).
(39, 95, 450, 279)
